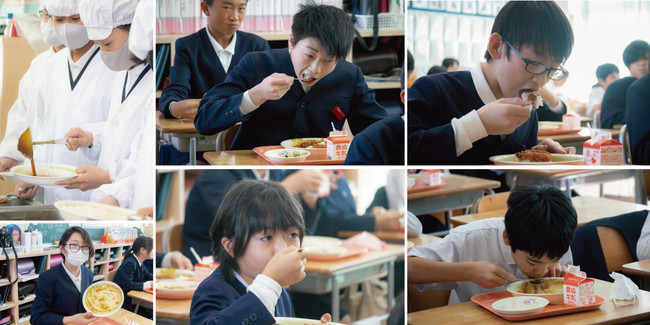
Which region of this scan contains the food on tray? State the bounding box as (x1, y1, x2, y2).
(280, 150, 309, 158)
(515, 150, 552, 162)
(509, 278, 564, 295)
(293, 139, 326, 149)
(305, 246, 346, 255)
(521, 91, 543, 109)
(156, 268, 195, 280)
(14, 165, 76, 177)
(84, 282, 123, 316)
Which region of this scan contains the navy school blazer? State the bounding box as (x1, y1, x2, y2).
(159, 29, 270, 119)
(625, 74, 650, 164)
(601, 76, 636, 129)
(344, 114, 405, 165)
(190, 268, 291, 325)
(113, 254, 153, 312)
(194, 48, 389, 149)
(31, 263, 93, 325)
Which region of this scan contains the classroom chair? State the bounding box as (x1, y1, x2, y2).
(643, 170, 650, 200)
(593, 110, 601, 128)
(106, 270, 117, 282)
(407, 285, 450, 312)
(619, 124, 632, 164)
(471, 191, 510, 213)
(215, 122, 241, 151)
(597, 226, 636, 273)
(167, 223, 185, 253)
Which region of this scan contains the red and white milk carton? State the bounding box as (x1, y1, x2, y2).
(562, 113, 580, 130)
(583, 131, 622, 165)
(419, 169, 442, 187)
(326, 131, 350, 160)
(563, 269, 596, 307)
(194, 256, 219, 281)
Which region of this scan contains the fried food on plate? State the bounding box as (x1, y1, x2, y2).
(515, 149, 552, 162)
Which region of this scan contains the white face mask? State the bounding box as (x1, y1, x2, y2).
(40, 21, 63, 47)
(54, 23, 90, 50)
(100, 38, 135, 71)
(66, 247, 89, 266)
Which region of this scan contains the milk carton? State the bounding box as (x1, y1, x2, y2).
(419, 169, 442, 187)
(326, 130, 350, 160)
(583, 131, 622, 165)
(563, 268, 596, 307)
(562, 113, 580, 130)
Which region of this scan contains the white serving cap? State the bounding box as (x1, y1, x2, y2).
(79, 0, 138, 40)
(46, 0, 80, 17)
(129, 0, 153, 59)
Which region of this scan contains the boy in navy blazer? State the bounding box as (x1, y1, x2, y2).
(408, 1, 575, 165)
(194, 3, 389, 150)
(625, 74, 650, 164)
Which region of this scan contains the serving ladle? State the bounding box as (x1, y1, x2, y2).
(17, 128, 36, 176)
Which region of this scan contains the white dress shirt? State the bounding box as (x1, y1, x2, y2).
(637, 211, 650, 260)
(133, 255, 152, 290)
(586, 86, 605, 115)
(206, 27, 237, 73)
(62, 263, 82, 292)
(234, 271, 281, 316)
(408, 218, 573, 304)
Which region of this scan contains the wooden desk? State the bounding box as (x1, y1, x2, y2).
(623, 259, 650, 289)
(156, 296, 192, 320)
(407, 279, 650, 325)
(537, 128, 620, 154)
(294, 244, 403, 322)
(127, 290, 153, 314)
(338, 230, 405, 243)
(204, 150, 271, 165)
(409, 234, 442, 247)
(85, 308, 152, 325)
(407, 174, 501, 227)
(506, 169, 647, 205)
(156, 111, 202, 165)
(451, 196, 649, 227)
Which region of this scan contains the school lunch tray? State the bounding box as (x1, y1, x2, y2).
(253, 146, 345, 165)
(162, 133, 217, 152)
(471, 290, 606, 321)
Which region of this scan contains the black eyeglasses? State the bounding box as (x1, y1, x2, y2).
(66, 243, 90, 254)
(503, 39, 569, 81)
(38, 10, 51, 19)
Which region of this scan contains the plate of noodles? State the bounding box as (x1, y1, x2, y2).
(83, 281, 124, 317)
(1, 164, 78, 187)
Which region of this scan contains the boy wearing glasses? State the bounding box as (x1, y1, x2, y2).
(408, 1, 575, 164)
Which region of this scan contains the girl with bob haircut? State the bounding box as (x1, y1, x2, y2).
(113, 235, 154, 317)
(190, 179, 331, 324)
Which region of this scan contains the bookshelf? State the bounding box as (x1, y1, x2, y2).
(0, 243, 132, 324)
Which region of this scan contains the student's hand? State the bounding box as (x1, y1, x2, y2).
(477, 98, 532, 135)
(280, 170, 324, 196)
(532, 138, 576, 154)
(320, 313, 332, 323)
(63, 312, 98, 325)
(55, 166, 111, 191)
(372, 207, 405, 232)
(542, 263, 567, 277)
(262, 246, 309, 287)
(98, 195, 119, 206)
(0, 157, 17, 172)
(170, 99, 201, 119)
(169, 251, 193, 270)
(249, 73, 294, 106)
(15, 183, 38, 200)
(65, 127, 93, 151)
(467, 261, 516, 288)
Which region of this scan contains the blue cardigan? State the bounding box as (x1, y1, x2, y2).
(113, 254, 153, 312)
(159, 29, 270, 119)
(31, 263, 93, 325)
(625, 74, 650, 164)
(194, 48, 389, 149)
(190, 268, 292, 325)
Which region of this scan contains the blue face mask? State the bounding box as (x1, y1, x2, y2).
(100, 38, 135, 71)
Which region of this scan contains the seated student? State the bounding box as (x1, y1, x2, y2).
(638, 211, 650, 260)
(601, 40, 650, 129)
(408, 1, 575, 165)
(31, 227, 98, 325)
(442, 58, 459, 72)
(625, 74, 650, 164)
(195, 3, 388, 150)
(113, 236, 153, 318)
(408, 185, 576, 304)
(189, 180, 331, 325)
(587, 63, 619, 115)
(158, 0, 269, 165)
(427, 65, 447, 75)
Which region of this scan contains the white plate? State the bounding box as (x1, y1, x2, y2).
(506, 277, 564, 304)
(281, 138, 327, 159)
(302, 236, 342, 247)
(274, 317, 345, 325)
(156, 268, 195, 280)
(54, 200, 135, 221)
(492, 296, 549, 315)
(490, 154, 584, 165)
(264, 149, 310, 163)
(6, 164, 77, 187)
(82, 281, 124, 317)
(538, 122, 562, 130)
(156, 279, 199, 295)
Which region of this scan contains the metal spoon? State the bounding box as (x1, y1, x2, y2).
(295, 72, 314, 82)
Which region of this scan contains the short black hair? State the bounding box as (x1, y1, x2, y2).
(504, 185, 577, 260)
(59, 226, 95, 262)
(484, 1, 573, 64)
(427, 66, 447, 75)
(291, 1, 354, 61)
(407, 50, 414, 74)
(442, 58, 458, 68)
(595, 63, 619, 81)
(125, 235, 153, 260)
(203, 0, 247, 6)
(210, 180, 306, 284)
(622, 40, 650, 68)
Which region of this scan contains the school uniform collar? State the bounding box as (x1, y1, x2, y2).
(471, 62, 498, 105)
(497, 219, 516, 266)
(205, 27, 237, 57)
(130, 253, 143, 267)
(234, 271, 250, 289)
(66, 43, 99, 68)
(251, 170, 270, 181)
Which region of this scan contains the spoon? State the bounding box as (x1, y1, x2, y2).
(17, 128, 36, 176)
(295, 71, 314, 82)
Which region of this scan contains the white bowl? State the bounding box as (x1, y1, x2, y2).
(54, 200, 136, 220)
(305, 246, 347, 257)
(281, 138, 327, 159)
(492, 296, 549, 315)
(506, 277, 564, 304)
(274, 317, 345, 325)
(7, 163, 77, 187)
(82, 281, 124, 317)
(264, 149, 310, 163)
(156, 280, 199, 296)
(302, 236, 342, 247)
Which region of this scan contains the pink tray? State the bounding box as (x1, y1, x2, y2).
(538, 127, 582, 136)
(471, 290, 606, 321)
(306, 245, 369, 261)
(253, 146, 345, 165)
(89, 318, 122, 325)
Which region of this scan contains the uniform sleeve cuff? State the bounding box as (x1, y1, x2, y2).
(451, 110, 488, 156)
(239, 91, 260, 116)
(247, 274, 281, 316)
